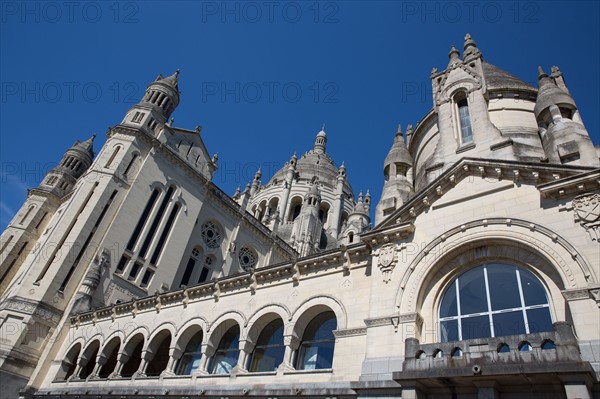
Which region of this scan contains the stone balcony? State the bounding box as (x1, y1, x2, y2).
(393, 322, 598, 398)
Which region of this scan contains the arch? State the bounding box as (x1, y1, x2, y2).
(145, 322, 177, 351)
(98, 336, 121, 378)
(246, 304, 291, 338)
(319, 202, 331, 226)
(291, 295, 347, 338)
(56, 342, 82, 381)
(174, 325, 204, 375)
(288, 196, 303, 221)
(541, 339, 556, 350)
(246, 308, 289, 346)
(19, 205, 35, 224)
(145, 329, 172, 376)
(437, 263, 553, 342)
(209, 324, 241, 374)
(248, 318, 285, 372)
(395, 220, 595, 344)
(176, 317, 210, 349)
(207, 312, 246, 349)
(104, 144, 122, 168)
(78, 339, 101, 379)
(120, 332, 145, 378)
(497, 343, 510, 353)
(295, 311, 336, 370)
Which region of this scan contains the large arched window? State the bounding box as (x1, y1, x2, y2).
(209, 325, 240, 374)
(296, 311, 336, 370)
(439, 263, 553, 342)
(176, 330, 203, 375)
(248, 319, 285, 372)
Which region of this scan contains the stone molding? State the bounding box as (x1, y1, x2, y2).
(333, 327, 367, 338)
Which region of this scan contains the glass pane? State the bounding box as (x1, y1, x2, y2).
(520, 271, 548, 306)
(250, 345, 285, 372)
(458, 267, 488, 315)
(527, 307, 553, 333)
(461, 315, 491, 340)
(487, 265, 521, 310)
(210, 351, 239, 374)
(440, 281, 458, 317)
(300, 341, 334, 370)
(493, 311, 526, 337)
(440, 320, 459, 342)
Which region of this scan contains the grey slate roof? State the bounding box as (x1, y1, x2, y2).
(482, 62, 536, 92)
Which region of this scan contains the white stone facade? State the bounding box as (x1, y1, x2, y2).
(0, 35, 599, 399)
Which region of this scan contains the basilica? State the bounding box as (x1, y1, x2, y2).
(0, 35, 599, 399)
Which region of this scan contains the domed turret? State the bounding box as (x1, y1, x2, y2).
(534, 67, 577, 122)
(39, 133, 96, 197)
(121, 70, 181, 130)
(534, 67, 598, 166)
(375, 125, 414, 225)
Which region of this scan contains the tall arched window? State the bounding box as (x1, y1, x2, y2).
(176, 330, 203, 375)
(439, 263, 553, 342)
(296, 311, 337, 370)
(455, 93, 473, 144)
(248, 319, 285, 372)
(210, 325, 240, 374)
(98, 338, 120, 378)
(145, 331, 171, 377)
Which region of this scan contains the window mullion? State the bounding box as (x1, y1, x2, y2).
(515, 268, 530, 333)
(455, 279, 462, 340)
(483, 265, 495, 337)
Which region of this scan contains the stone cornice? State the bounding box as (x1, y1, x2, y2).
(377, 158, 598, 230)
(71, 245, 369, 326)
(537, 169, 600, 199)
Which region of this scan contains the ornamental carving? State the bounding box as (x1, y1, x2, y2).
(572, 193, 600, 241)
(378, 244, 396, 283)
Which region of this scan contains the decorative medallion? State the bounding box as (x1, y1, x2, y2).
(572, 193, 600, 241)
(378, 244, 396, 283)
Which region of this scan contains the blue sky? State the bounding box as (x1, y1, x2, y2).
(1, 1, 599, 231)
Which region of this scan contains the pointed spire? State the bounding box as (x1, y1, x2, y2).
(449, 45, 460, 60)
(463, 33, 481, 60)
(537, 66, 553, 88)
(396, 124, 402, 136)
(254, 168, 262, 181)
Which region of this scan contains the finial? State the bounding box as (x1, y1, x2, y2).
(538, 66, 548, 79)
(406, 124, 413, 135)
(322, 123, 325, 131)
(396, 124, 402, 135)
(431, 67, 438, 76)
(551, 65, 562, 77)
(212, 153, 219, 164)
(449, 45, 459, 58)
(91, 133, 96, 140)
(175, 69, 180, 76)
(366, 189, 371, 197)
(465, 33, 471, 40)
(358, 191, 363, 202)
(169, 118, 175, 126)
(195, 125, 202, 133)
